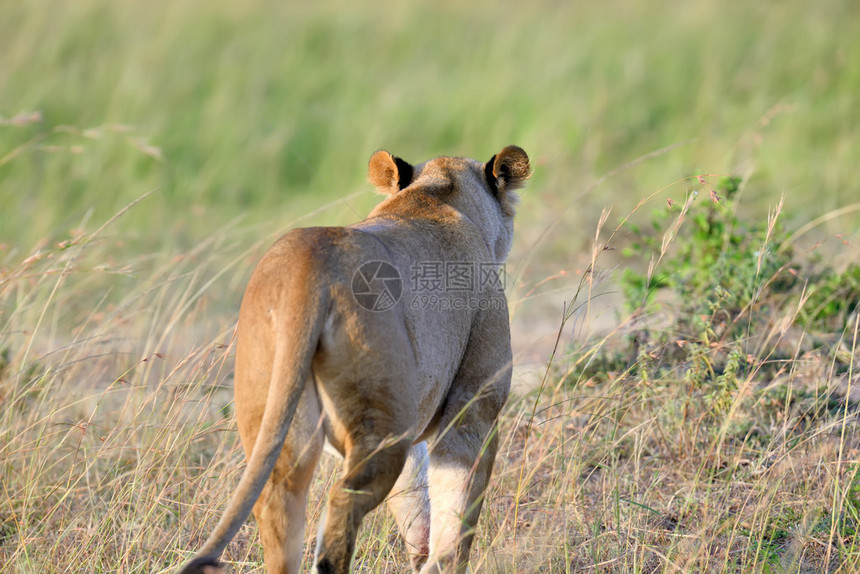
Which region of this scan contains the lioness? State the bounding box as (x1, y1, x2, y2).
(179, 146, 530, 574)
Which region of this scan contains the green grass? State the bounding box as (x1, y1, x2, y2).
(2, 0, 860, 572)
(2, 0, 859, 250)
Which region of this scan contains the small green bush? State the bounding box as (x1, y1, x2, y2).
(618, 176, 858, 372)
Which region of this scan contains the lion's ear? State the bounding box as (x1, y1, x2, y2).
(485, 145, 531, 194)
(368, 150, 413, 194)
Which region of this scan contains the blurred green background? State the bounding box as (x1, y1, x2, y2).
(1, 0, 858, 254)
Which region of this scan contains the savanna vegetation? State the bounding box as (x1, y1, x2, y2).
(2, 0, 859, 572)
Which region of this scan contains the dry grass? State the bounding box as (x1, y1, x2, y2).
(3, 3, 859, 570)
(2, 190, 859, 574)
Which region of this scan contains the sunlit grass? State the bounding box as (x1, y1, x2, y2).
(2, 1, 860, 572)
(2, 176, 859, 572)
(2, 0, 859, 250)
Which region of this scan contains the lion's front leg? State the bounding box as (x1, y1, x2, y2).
(420, 307, 511, 574)
(387, 442, 431, 572)
(422, 412, 501, 574)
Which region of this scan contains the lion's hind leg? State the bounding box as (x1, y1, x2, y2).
(240, 378, 325, 574)
(312, 396, 414, 573)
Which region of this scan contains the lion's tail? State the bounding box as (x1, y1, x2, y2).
(178, 283, 328, 574)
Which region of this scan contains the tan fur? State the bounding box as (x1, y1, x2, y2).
(178, 146, 530, 574)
